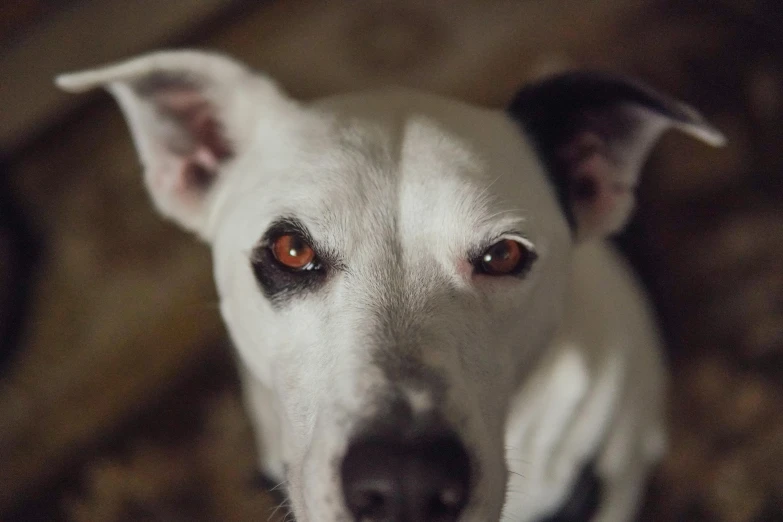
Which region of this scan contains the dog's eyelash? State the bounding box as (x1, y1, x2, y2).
(470, 231, 533, 259)
(262, 218, 313, 244)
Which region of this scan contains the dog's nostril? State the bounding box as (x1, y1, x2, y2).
(347, 484, 391, 519)
(430, 486, 466, 516)
(341, 431, 471, 522)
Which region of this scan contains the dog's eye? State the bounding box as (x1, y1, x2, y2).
(271, 234, 318, 270)
(476, 239, 536, 276)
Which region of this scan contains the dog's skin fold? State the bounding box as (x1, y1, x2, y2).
(57, 50, 724, 522)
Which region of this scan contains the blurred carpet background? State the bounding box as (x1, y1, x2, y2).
(1, 1, 781, 521)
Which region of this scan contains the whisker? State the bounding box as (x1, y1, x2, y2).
(268, 497, 291, 522)
(269, 479, 288, 492)
(481, 208, 526, 223)
(474, 173, 505, 202)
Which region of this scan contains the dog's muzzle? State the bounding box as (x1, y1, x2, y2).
(340, 421, 472, 522)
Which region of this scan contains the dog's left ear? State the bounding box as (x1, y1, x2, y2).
(56, 51, 291, 239)
(508, 72, 725, 239)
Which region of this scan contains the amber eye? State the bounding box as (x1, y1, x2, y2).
(271, 234, 317, 270)
(477, 239, 535, 276)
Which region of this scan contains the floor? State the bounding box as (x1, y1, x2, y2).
(1, 1, 781, 520)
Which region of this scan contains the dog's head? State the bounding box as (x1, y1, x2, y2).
(58, 51, 723, 522)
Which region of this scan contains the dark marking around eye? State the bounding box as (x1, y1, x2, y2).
(251, 218, 331, 305)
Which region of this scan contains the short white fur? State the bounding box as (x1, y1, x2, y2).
(57, 50, 723, 522)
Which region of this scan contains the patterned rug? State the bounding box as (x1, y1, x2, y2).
(3, 1, 782, 520)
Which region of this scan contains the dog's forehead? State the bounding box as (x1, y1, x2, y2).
(221, 89, 563, 260)
(313, 114, 509, 258)
(321, 109, 493, 242)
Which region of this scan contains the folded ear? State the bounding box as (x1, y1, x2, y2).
(56, 50, 289, 239)
(508, 72, 725, 240)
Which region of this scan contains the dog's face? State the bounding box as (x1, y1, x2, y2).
(58, 51, 723, 522)
(209, 90, 574, 520)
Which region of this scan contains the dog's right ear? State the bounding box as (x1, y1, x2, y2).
(56, 50, 290, 239)
(508, 72, 725, 240)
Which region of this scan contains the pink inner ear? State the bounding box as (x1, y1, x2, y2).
(562, 132, 633, 234)
(181, 148, 219, 192)
(159, 90, 232, 156)
(185, 106, 233, 162)
(153, 89, 234, 193)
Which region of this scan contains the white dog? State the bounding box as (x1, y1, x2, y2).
(57, 50, 723, 522)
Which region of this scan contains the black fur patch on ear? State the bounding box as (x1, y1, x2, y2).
(506, 71, 701, 230)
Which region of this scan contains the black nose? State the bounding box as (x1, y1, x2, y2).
(341, 429, 471, 522)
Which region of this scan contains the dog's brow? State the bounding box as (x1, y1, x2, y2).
(475, 213, 529, 238)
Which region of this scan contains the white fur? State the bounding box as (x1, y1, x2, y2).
(57, 51, 720, 522)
